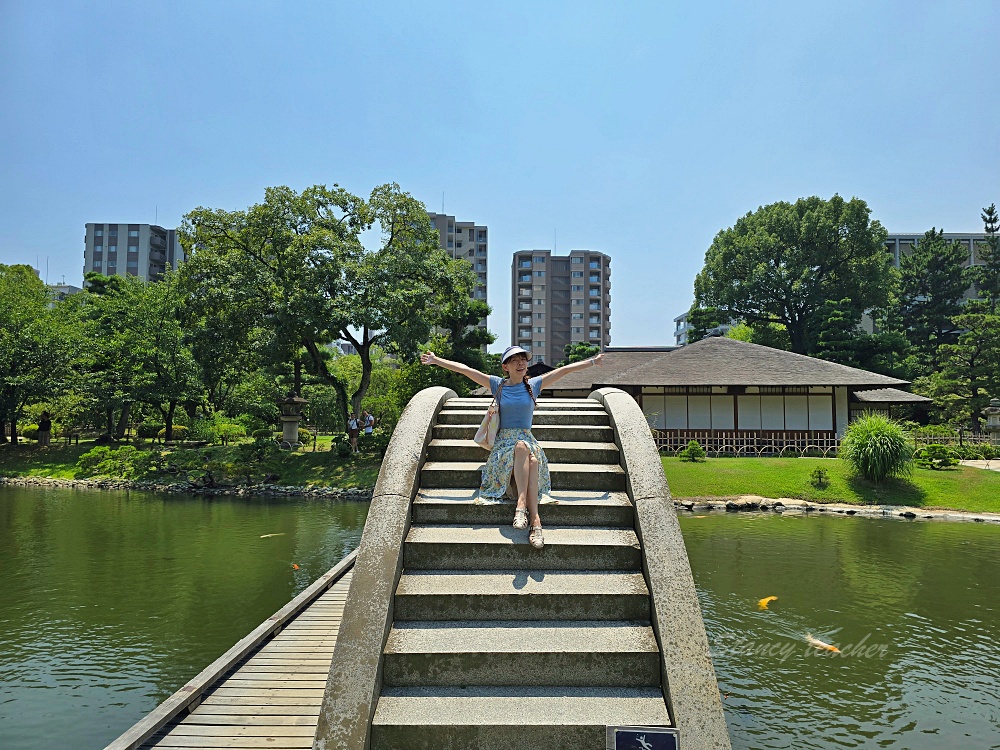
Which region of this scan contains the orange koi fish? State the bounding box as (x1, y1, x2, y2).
(757, 596, 778, 610)
(806, 633, 841, 653)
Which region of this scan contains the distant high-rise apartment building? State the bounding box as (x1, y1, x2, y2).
(84, 223, 186, 283)
(885, 232, 990, 300)
(511, 249, 611, 365)
(427, 213, 488, 329)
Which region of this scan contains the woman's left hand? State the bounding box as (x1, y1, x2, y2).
(592, 353, 605, 366)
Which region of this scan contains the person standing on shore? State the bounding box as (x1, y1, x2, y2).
(37, 412, 52, 447)
(347, 412, 360, 454)
(421, 345, 604, 548)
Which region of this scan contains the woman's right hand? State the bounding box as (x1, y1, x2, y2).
(420, 351, 436, 366)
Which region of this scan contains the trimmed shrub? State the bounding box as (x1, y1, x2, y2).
(77, 445, 154, 479)
(137, 423, 165, 439)
(840, 412, 913, 482)
(157, 425, 189, 441)
(187, 419, 214, 442)
(678, 440, 707, 462)
(944, 443, 999, 460)
(22, 424, 39, 441)
(298, 427, 314, 446)
(810, 467, 829, 487)
(252, 429, 275, 441)
(336, 440, 353, 457)
(914, 444, 959, 470)
(213, 421, 246, 445)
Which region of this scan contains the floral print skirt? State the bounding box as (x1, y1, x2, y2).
(480, 428, 552, 500)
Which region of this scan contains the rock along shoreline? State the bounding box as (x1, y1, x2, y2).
(4, 476, 998, 524)
(674, 495, 1000, 524)
(0, 474, 373, 500)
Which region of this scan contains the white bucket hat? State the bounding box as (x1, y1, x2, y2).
(501, 345, 529, 363)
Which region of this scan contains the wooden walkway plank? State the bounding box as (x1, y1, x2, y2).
(178, 714, 319, 726)
(103, 554, 355, 750)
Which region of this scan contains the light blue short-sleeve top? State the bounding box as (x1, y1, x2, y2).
(489, 375, 544, 430)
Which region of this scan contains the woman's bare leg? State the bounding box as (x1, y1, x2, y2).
(526, 454, 541, 527)
(512, 441, 530, 510)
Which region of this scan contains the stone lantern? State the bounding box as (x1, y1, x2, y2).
(279, 391, 308, 448)
(985, 398, 1000, 434)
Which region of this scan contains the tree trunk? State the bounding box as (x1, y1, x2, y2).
(165, 401, 176, 442)
(301, 339, 350, 427)
(106, 407, 114, 436)
(294, 357, 302, 395)
(352, 336, 373, 416)
(114, 402, 132, 440)
(0, 417, 7, 444)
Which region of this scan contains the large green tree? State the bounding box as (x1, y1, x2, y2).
(0, 265, 83, 442)
(80, 274, 201, 439)
(694, 195, 891, 354)
(899, 228, 970, 370)
(180, 183, 480, 420)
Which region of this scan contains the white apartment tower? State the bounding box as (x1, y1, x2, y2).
(84, 223, 186, 282)
(511, 249, 612, 365)
(427, 213, 488, 330)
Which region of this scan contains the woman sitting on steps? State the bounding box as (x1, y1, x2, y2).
(420, 345, 604, 549)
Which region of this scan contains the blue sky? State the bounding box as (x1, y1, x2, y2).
(1, 1, 997, 350)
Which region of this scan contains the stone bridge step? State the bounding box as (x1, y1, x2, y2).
(370, 686, 672, 750)
(421, 461, 626, 491)
(393, 570, 651, 622)
(403, 524, 641, 571)
(381, 620, 661, 688)
(436, 409, 610, 426)
(427, 438, 620, 463)
(412, 489, 634, 527)
(433, 423, 615, 442)
(446, 398, 597, 409)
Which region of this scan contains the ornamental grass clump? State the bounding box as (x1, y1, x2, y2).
(839, 412, 913, 483)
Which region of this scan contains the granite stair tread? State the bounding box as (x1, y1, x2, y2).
(372, 685, 672, 726)
(414, 488, 632, 507)
(395, 569, 649, 597)
(384, 620, 658, 655)
(405, 524, 640, 549)
(422, 461, 625, 474)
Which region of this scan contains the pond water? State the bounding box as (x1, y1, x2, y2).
(2, 486, 998, 750)
(679, 511, 1000, 750)
(0, 485, 368, 750)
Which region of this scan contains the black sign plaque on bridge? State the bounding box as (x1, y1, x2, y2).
(607, 725, 680, 750)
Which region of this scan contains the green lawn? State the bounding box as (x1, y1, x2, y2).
(0, 439, 381, 489)
(662, 456, 1000, 513)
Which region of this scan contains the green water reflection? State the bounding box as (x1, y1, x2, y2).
(0, 485, 368, 750)
(4, 486, 999, 750)
(679, 511, 1000, 750)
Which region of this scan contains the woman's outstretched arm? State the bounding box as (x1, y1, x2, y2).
(420, 351, 493, 388)
(538, 353, 605, 388)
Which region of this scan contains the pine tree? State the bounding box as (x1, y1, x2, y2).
(899, 228, 970, 371)
(975, 203, 1000, 313)
(685, 305, 724, 343)
(814, 298, 860, 366)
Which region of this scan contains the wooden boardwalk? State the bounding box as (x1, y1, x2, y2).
(106, 553, 355, 750)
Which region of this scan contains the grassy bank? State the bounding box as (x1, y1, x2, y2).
(662, 456, 1000, 514)
(0, 440, 381, 489)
